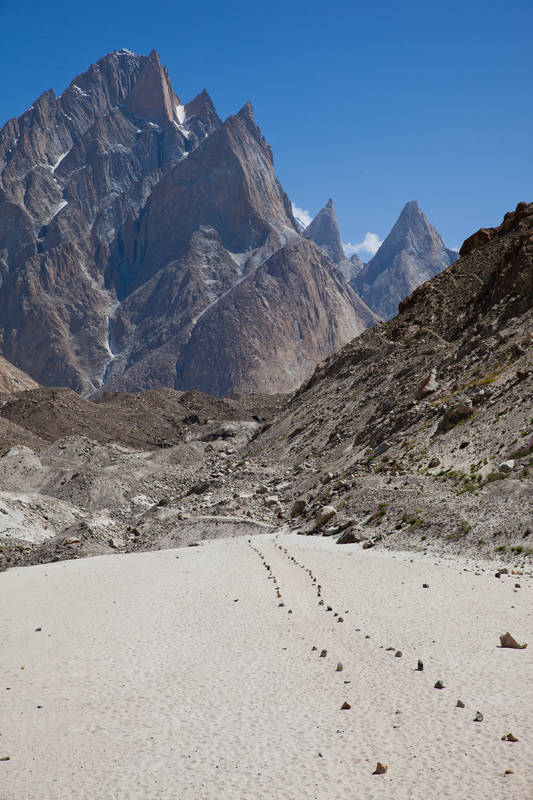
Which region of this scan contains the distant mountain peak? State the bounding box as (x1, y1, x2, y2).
(352, 201, 457, 320)
(303, 198, 345, 263)
(237, 101, 254, 119)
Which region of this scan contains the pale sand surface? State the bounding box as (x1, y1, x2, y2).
(1, 532, 532, 799)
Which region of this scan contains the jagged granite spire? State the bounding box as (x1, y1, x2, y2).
(352, 200, 457, 320)
(0, 51, 375, 396)
(303, 198, 345, 263)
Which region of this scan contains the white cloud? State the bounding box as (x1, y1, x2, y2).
(343, 232, 383, 259)
(291, 203, 313, 229)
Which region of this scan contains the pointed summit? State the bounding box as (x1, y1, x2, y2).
(352, 201, 457, 320)
(304, 198, 345, 263)
(126, 49, 179, 126)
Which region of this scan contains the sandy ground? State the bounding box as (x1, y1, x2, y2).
(0, 532, 532, 800)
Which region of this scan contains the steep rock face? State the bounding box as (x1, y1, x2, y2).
(337, 253, 364, 283)
(0, 49, 221, 392)
(109, 102, 296, 297)
(304, 198, 345, 264)
(352, 201, 457, 320)
(174, 238, 379, 396)
(0, 51, 376, 396)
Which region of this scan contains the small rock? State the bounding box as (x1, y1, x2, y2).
(502, 733, 519, 742)
(34, 627, 41, 632)
(428, 457, 440, 469)
(362, 540, 375, 550)
(0, 756, 10, 762)
(499, 632, 528, 649)
(498, 460, 515, 474)
(422, 583, 429, 588)
(264, 495, 280, 507)
(434, 680, 445, 689)
(394, 650, 402, 658)
(311, 646, 317, 651)
(320, 649, 327, 658)
(340, 701, 351, 710)
(504, 769, 514, 775)
(337, 617, 344, 623)
(65, 537, 81, 545)
(416, 660, 424, 671)
(473, 711, 484, 722)
(456, 700, 465, 708)
(326, 605, 333, 612)
(336, 662, 343, 672)
(373, 762, 387, 775)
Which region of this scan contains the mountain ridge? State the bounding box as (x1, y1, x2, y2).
(0, 49, 376, 396)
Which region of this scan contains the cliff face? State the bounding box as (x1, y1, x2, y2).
(0, 51, 376, 396)
(352, 201, 457, 320)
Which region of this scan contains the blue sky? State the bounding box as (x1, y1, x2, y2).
(1, 0, 532, 257)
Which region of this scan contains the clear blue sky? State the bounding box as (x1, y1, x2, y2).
(1, 0, 532, 255)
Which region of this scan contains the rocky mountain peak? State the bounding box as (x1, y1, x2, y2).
(352, 201, 457, 320)
(303, 197, 345, 264)
(125, 49, 179, 126)
(237, 101, 254, 119)
(0, 50, 378, 396)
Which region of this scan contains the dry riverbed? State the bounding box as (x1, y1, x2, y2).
(1, 532, 531, 799)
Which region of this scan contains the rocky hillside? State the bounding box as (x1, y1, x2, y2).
(247, 201, 532, 555)
(352, 201, 457, 319)
(1, 202, 531, 572)
(0, 50, 376, 396)
(0, 356, 39, 394)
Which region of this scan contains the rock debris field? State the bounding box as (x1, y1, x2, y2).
(1, 532, 531, 800)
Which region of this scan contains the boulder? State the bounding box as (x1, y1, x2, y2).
(290, 499, 307, 518)
(416, 368, 439, 399)
(313, 505, 337, 528)
(336, 529, 361, 545)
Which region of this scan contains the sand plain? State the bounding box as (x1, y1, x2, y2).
(0, 532, 531, 799)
